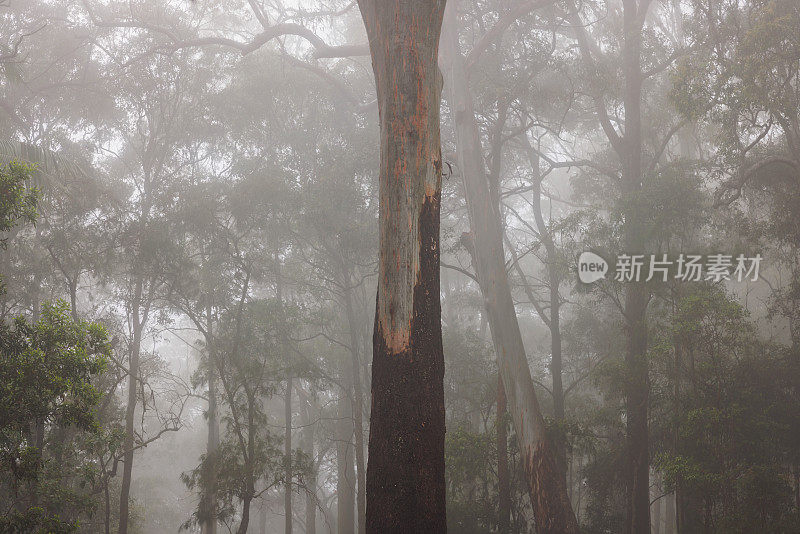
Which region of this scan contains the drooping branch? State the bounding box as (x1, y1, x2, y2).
(465, 0, 560, 71)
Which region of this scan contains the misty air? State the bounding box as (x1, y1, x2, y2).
(1, 1, 799, 533)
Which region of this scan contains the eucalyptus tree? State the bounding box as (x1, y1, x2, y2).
(170, 178, 241, 534)
(349, 1, 451, 531)
(182, 291, 310, 534)
(83, 39, 216, 530)
(436, 1, 580, 530)
(559, 1, 707, 529)
(289, 81, 377, 534)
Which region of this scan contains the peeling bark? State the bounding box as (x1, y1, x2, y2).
(357, 1, 448, 531)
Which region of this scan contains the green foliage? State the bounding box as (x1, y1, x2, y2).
(445, 423, 498, 534)
(656, 286, 800, 532)
(181, 297, 313, 531)
(0, 506, 78, 534)
(0, 300, 109, 432)
(0, 300, 112, 532)
(181, 436, 311, 530)
(0, 161, 38, 249)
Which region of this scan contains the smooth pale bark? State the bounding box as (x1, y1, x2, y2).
(621, 2, 650, 532)
(119, 276, 143, 534)
(259, 500, 268, 534)
(664, 492, 675, 534)
(652, 478, 661, 534)
(497, 377, 510, 533)
(440, 6, 578, 532)
(357, 0, 447, 532)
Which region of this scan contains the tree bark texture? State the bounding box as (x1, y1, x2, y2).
(357, 1, 448, 532)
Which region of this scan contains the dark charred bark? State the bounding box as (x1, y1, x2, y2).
(441, 5, 579, 532)
(357, 1, 448, 531)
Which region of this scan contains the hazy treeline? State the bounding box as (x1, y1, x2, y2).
(1, 0, 799, 533)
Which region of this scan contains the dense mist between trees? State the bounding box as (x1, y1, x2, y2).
(1, 0, 799, 533)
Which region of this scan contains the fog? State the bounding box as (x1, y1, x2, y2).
(1, 0, 799, 533)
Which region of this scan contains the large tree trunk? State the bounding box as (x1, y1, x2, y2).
(440, 6, 579, 533)
(119, 277, 143, 534)
(336, 389, 356, 534)
(497, 377, 510, 533)
(357, 0, 448, 532)
(621, 2, 650, 533)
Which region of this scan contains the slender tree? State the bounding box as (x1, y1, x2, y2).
(440, 4, 579, 530)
